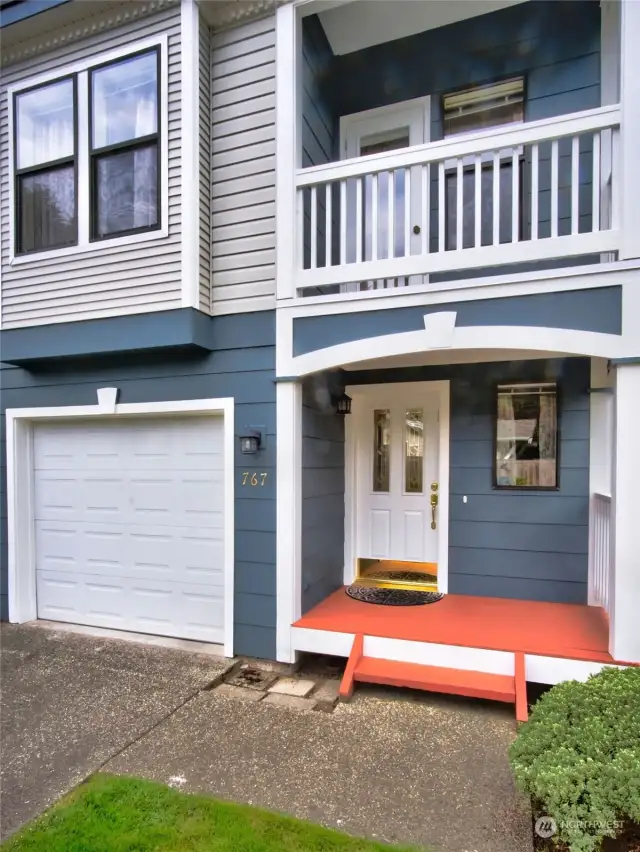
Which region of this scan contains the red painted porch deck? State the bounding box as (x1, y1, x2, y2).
(294, 589, 616, 663)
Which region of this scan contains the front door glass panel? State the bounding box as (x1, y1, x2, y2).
(373, 409, 391, 492)
(404, 408, 424, 494)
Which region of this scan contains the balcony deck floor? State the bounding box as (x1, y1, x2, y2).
(293, 589, 619, 663)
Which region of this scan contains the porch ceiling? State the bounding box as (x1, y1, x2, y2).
(318, 0, 528, 55)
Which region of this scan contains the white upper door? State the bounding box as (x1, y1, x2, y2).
(341, 97, 430, 289)
(33, 416, 225, 643)
(354, 385, 440, 565)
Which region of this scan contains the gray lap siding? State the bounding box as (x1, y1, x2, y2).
(0, 3, 183, 328)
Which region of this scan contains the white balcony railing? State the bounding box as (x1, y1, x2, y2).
(295, 105, 621, 296)
(589, 492, 613, 617)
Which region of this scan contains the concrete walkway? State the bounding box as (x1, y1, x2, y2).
(106, 684, 532, 852)
(1, 623, 532, 852)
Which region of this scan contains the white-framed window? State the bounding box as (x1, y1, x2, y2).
(8, 34, 168, 264)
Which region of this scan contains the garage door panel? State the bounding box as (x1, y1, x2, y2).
(35, 472, 224, 528)
(127, 419, 225, 471)
(34, 419, 225, 472)
(34, 416, 227, 642)
(37, 570, 224, 643)
(36, 573, 79, 619)
(36, 521, 225, 586)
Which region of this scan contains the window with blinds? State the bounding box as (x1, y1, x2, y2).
(443, 78, 524, 137)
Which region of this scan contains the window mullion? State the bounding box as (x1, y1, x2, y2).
(77, 69, 90, 246)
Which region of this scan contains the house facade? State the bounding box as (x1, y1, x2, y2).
(1, 0, 639, 704)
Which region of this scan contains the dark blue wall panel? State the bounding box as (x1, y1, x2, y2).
(302, 15, 338, 270)
(293, 286, 622, 356)
(0, 311, 277, 658)
(347, 357, 590, 605)
(327, 1, 600, 129)
(301, 373, 345, 612)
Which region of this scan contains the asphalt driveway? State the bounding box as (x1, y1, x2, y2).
(0, 623, 231, 839)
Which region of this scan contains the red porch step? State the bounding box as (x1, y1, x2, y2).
(339, 634, 528, 720)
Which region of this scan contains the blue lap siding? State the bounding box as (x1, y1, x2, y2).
(0, 310, 277, 658)
(301, 374, 345, 613)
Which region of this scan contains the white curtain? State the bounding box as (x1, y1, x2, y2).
(497, 393, 516, 485)
(132, 98, 156, 228)
(537, 393, 557, 487)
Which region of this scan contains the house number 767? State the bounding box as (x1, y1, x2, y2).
(242, 472, 267, 486)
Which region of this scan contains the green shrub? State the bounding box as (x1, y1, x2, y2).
(509, 666, 640, 852)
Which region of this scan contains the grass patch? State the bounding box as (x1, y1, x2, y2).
(2, 773, 423, 852)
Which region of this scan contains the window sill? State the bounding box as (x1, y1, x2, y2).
(9, 226, 169, 266)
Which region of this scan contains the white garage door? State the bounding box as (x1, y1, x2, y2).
(33, 416, 226, 643)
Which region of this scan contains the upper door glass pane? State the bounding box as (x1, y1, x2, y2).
(16, 79, 74, 170)
(373, 410, 391, 493)
(92, 50, 158, 149)
(360, 131, 409, 264)
(405, 409, 424, 494)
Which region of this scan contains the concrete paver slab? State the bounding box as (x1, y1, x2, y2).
(267, 677, 316, 697)
(262, 692, 317, 710)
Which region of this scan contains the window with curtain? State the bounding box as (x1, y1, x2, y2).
(442, 78, 524, 250)
(15, 77, 77, 253)
(495, 383, 558, 489)
(90, 48, 159, 239)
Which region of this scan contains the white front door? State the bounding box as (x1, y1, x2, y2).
(341, 97, 430, 289)
(352, 384, 441, 567)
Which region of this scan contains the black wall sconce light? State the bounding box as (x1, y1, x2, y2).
(239, 429, 262, 454)
(334, 392, 352, 416)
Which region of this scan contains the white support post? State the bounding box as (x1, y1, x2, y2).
(610, 362, 640, 662)
(276, 380, 302, 662)
(180, 0, 201, 308)
(275, 3, 301, 300)
(588, 359, 613, 606)
(618, 0, 640, 259)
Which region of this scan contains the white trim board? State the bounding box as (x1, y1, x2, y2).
(288, 320, 628, 378)
(344, 380, 450, 592)
(6, 397, 236, 658)
(275, 380, 303, 663)
(275, 264, 640, 379)
(280, 259, 640, 317)
(339, 96, 431, 159)
(289, 628, 630, 685)
(180, 0, 201, 309)
(6, 33, 170, 266)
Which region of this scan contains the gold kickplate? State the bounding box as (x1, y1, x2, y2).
(355, 558, 438, 592)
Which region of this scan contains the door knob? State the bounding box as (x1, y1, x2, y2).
(413, 224, 421, 235)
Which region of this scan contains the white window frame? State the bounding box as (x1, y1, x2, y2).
(7, 33, 169, 266)
(6, 396, 235, 657)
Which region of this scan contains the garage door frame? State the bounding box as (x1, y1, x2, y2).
(6, 396, 235, 657)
